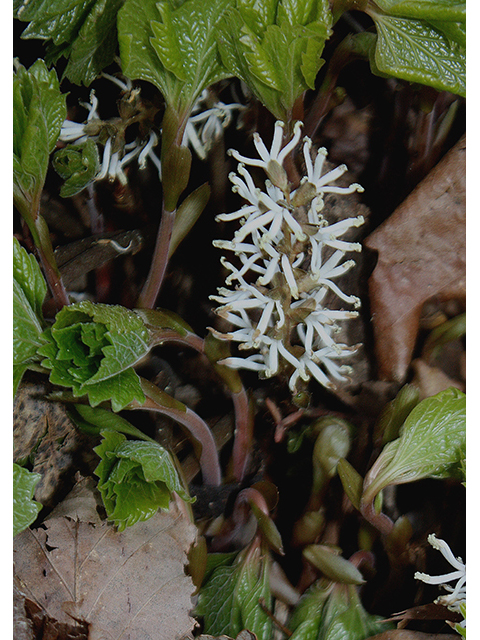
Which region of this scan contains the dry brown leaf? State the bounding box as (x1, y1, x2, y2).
(14, 482, 197, 640)
(364, 135, 465, 382)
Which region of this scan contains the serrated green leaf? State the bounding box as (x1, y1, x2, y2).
(15, 0, 125, 86)
(322, 586, 393, 640)
(118, 0, 232, 113)
(13, 238, 46, 322)
(363, 388, 466, 505)
(94, 430, 192, 530)
(13, 238, 48, 367)
(216, 0, 332, 120)
(373, 0, 465, 22)
(53, 140, 100, 197)
(289, 578, 392, 640)
(13, 463, 42, 536)
(196, 545, 273, 639)
(13, 60, 66, 218)
(38, 301, 150, 411)
(370, 12, 465, 96)
(288, 581, 331, 640)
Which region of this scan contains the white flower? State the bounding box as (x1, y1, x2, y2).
(415, 534, 466, 615)
(211, 120, 364, 393)
(183, 89, 245, 159)
(59, 87, 162, 184)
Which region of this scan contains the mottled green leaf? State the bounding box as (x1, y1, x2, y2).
(53, 139, 100, 197)
(363, 388, 466, 505)
(15, 0, 125, 86)
(370, 12, 465, 96)
(373, 0, 465, 22)
(118, 0, 232, 113)
(94, 430, 192, 531)
(38, 301, 150, 411)
(13, 463, 42, 536)
(428, 19, 465, 47)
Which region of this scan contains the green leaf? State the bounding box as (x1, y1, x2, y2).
(337, 458, 363, 510)
(118, 0, 232, 113)
(94, 430, 192, 530)
(369, 11, 465, 96)
(38, 301, 150, 411)
(363, 388, 466, 505)
(373, 0, 465, 22)
(15, 0, 125, 86)
(288, 579, 393, 640)
(375, 384, 420, 445)
(322, 585, 393, 640)
(70, 404, 157, 442)
(217, 0, 332, 120)
(427, 19, 465, 47)
(196, 545, 273, 639)
(53, 140, 100, 197)
(303, 545, 365, 585)
(13, 239, 47, 367)
(288, 581, 331, 640)
(13, 60, 66, 220)
(13, 463, 42, 536)
(13, 237, 47, 320)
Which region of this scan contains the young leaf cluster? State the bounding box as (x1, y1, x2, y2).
(288, 579, 394, 640)
(118, 0, 233, 115)
(195, 545, 273, 639)
(94, 430, 192, 531)
(14, 0, 125, 86)
(216, 0, 332, 121)
(38, 300, 150, 411)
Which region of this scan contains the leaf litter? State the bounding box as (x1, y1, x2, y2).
(365, 134, 465, 383)
(14, 477, 197, 640)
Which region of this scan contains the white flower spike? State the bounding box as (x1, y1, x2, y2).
(211, 120, 364, 394)
(415, 534, 466, 614)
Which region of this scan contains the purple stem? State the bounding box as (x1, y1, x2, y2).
(137, 206, 176, 309)
(231, 388, 254, 482)
(134, 379, 221, 486)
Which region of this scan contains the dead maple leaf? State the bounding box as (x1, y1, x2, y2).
(14, 479, 197, 640)
(364, 135, 465, 382)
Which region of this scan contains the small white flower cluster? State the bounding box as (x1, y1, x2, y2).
(415, 533, 466, 629)
(183, 89, 245, 160)
(60, 82, 244, 184)
(210, 120, 364, 393)
(60, 75, 163, 185)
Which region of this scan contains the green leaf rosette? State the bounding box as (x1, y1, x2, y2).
(94, 430, 193, 531)
(38, 301, 150, 411)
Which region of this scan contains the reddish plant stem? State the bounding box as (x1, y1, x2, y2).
(231, 388, 254, 482)
(360, 500, 394, 537)
(149, 329, 205, 354)
(137, 206, 176, 309)
(37, 243, 70, 310)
